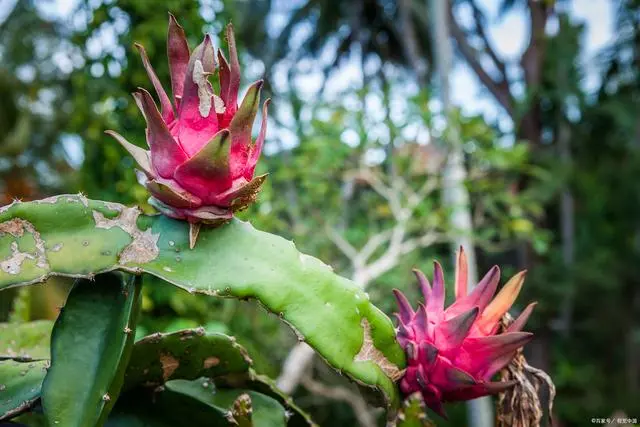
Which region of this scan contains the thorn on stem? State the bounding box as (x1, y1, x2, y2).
(189, 222, 201, 249)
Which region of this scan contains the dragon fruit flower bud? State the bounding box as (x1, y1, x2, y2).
(106, 15, 269, 247)
(393, 248, 535, 418)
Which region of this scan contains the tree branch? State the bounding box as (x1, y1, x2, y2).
(446, 2, 514, 116)
(356, 169, 403, 219)
(301, 375, 378, 427)
(400, 231, 442, 256)
(326, 226, 359, 263)
(397, 0, 428, 84)
(465, 0, 508, 80)
(356, 230, 392, 265)
(521, 0, 550, 90)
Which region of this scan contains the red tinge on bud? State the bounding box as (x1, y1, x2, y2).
(393, 247, 535, 418)
(107, 15, 269, 242)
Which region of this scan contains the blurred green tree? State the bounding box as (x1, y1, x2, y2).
(2, 0, 638, 425)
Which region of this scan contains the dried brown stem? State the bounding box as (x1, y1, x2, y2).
(496, 313, 556, 427)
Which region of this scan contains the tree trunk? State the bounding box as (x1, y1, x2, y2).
(556, 114, 575, 336)
(430, 0, 491, 425)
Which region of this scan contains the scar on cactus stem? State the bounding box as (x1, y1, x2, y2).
(393, 247, 535, 418)
(106, 14, 270, 248)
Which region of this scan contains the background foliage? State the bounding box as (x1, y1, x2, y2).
(0, 0, 638, 425)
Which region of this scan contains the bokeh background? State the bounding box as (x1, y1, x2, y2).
(0, 0, 638, 425)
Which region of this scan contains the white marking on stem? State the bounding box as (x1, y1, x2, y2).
(92, 206, 159, 264)
(193, 60, 212, 117)
(0, 242, 34, 275)
(0, 218, 50, 274)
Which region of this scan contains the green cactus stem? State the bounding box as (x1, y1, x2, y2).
(0, 359, 49, 421)
(0, 195, 405, 412)
(0, 320, 52, 360)
(123, 329, 314, 426)
(41, 273, 142, 427)
(107, 379, 295, 427)
(123, 329, 252, 389)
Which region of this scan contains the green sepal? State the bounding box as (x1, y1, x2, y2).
(229, 80, 263, 148)
(173, 129, 232, 190)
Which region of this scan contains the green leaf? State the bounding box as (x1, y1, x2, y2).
(0, 196, 404, 411)
(0, 359, 48, 421)
(41, 272, 142, 427)
(0, 320, 53, 359)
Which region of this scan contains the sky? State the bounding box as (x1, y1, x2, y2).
(448, 0, 614, 127)
(0, 0, 616, 153)
(263, 0, 615, 147)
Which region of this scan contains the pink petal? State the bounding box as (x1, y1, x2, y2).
(217, 50, 236, 128)
(133, 89, 187, 179)
(228, 80, 264, 178)
(507, 302, 537, 333)
(393, 289, 415, 324)
(426, 261, 445, 319)
(167, 13, 190, 105)
(479, 350, 517, 379)
(443, 380, 516, 402)
(435, 307, 479, 350)
(413, 303, 429, 340)
(413, 268, 432, 303)
(177, 34, 219, 157)
(477, 270, 527, 333)
(454, 246, 468, 299)
(395, 315, 414, 348)
(135, 42, 175, 123)
(399, 365, 420, 395)
(461, 332, 533, 374)
(421, 384, 447, 419)
(244, 98, 270, 180)
(213, 174, 267, 209)
(428, 356, 476, 393)
(418, 341, 438, 367)
(145, 177, 202, 209)
(448, 266, 500, 316)
(105, 130, 153, 177)
(222, 23, 241, 110)
(173, 129, 233, 199)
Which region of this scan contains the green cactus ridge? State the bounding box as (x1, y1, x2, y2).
(41, 273, 142, 427)
(122, 329, 315, 426)
(0, 195, 406, 411)
(0, 359, 49, 421)
(0, 320, 53, 360)
(0, 324, 315, 426)
(123, 329, 253, 389)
